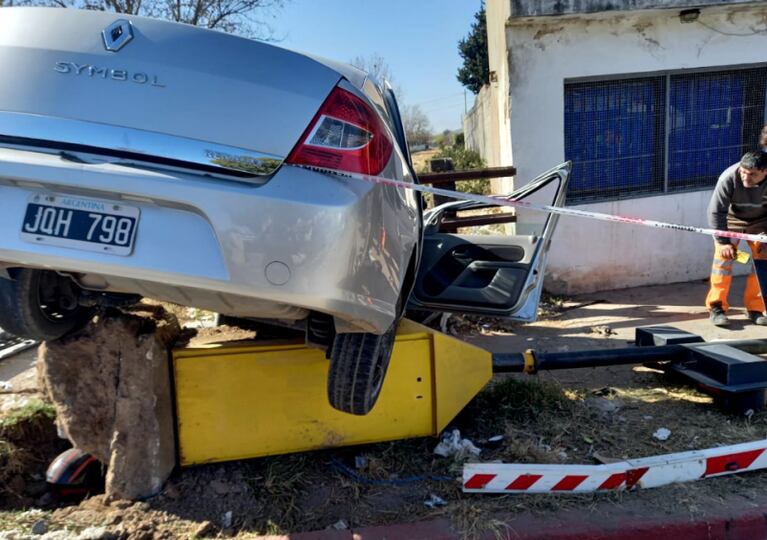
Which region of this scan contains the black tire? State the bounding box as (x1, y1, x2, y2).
(0, 269, 93, 341)
(327, 321, 397, 415)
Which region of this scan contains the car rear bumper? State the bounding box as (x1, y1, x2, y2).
(0, 148, 420, 333)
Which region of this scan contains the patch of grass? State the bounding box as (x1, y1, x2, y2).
(461, 376, 577, 436)
(243, 454, 314, 533)
(0, 400, 55, 431)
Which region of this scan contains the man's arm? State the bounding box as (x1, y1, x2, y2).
(708, 172, 734, 245)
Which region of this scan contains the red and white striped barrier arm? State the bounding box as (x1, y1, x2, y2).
(463, 438, 767, 493)
(301, 166, 767, 244)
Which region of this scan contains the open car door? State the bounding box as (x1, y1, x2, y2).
(409, 162, 570, 322)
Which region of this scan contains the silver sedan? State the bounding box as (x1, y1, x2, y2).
(0, 7, 569, 415)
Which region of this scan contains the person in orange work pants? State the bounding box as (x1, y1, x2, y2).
(706, 152, 767, 327)
(706, 240, 767, 323)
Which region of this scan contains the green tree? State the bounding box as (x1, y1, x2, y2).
(457, 4, 489, 95)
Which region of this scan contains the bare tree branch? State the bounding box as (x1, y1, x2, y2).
(401, 104, 432, 147)
(350, 53, 394, 86)
(38, 0, 286, 39)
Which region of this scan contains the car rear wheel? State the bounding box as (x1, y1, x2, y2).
(327, 321, 397, 415)
(0, 269, 93, 341)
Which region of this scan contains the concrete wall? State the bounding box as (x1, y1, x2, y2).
(511, 0, 766, 18)
(464, 84, 500, 166)
(498, 3, 767, 294)
(486, 0, 513, 173)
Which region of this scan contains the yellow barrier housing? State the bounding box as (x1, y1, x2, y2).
(173, 320, 492, 466)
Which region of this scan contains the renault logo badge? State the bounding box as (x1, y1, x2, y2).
(102, 20, 133, 52)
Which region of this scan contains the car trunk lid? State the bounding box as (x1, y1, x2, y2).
(0, 7, 343, 175)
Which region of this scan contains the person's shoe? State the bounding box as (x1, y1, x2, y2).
(748, 311, 767, 326)
(709, 304, 730, 327)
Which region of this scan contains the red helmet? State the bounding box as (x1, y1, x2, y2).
(46, 448, 104, 498)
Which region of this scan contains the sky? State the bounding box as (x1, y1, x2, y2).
(266, 0, 482, 133)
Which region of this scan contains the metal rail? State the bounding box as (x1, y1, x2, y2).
(417, 166, 518, 185)
(492, 339, 767, 373)
(0, 331, 37, 361)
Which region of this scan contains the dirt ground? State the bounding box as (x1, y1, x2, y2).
(3, 277, 767, 539)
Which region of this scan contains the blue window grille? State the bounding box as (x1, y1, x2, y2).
(668, 69, 766, 190)
(564, 68, 767, 204)
(565, 77, 665, 202)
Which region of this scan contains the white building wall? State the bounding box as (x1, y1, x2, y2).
(501, 4, 767, 294)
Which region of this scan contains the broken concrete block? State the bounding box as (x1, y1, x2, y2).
(38, 309, 180, 500)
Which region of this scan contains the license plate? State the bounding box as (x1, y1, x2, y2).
(20, 194, 139, 256)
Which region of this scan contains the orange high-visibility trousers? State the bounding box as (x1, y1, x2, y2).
(705, 241, 767, 313)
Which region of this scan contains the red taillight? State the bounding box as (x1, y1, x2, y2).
(286, 86, 393, 176)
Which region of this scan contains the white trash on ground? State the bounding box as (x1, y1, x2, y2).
(332, 520, 348, 530)
(433, 429, 481, 459)
(424, 493, 447, 508)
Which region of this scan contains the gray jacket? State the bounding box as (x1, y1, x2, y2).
(707, 163, 767, 245)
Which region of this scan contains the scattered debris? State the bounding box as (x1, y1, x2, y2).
(209, 479, 231, 496)
(590, 325, 617, 336)
(438, 314, 518, 337)
(592, 451, 622, 464)
(354, 455, 369, 470)
(481, 435, 505, 449)
(221, 510, 233, 529)
(541, 299, 606, 319)
(433, 429, 481, 459)
(423, 493, 447, 508)
(439, 313, 451, 334)
(76, 526, 110, 540)
(193, 521, 216, 538)
(30, 519, 48, 535)
(162, 482, 180, 499)
(0, 381, 12, 392)
(653, 428, 672, 441)
(586, 396, 623, 416)
(332, 519, 348, 530)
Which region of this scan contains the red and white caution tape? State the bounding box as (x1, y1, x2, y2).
(463, 438, 767, 493)
(305, 166, 767, 244)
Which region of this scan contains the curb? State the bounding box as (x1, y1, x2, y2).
(260, 508, 767, 540)
(490, 510, 767, 540)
